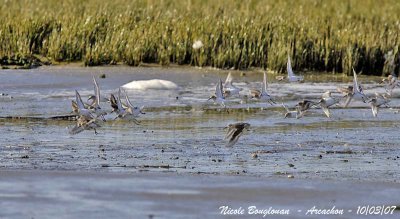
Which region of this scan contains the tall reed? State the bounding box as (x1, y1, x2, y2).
(1, 0, 399, 75)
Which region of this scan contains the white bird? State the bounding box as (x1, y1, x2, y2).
(208, 79, 225, 107)
(369, 93, 390, 117)
(223, 72, 241, 98)
(287, 56, 304, 82)
(250, 72, 275, 104)
(343, 68, 368, 107)
(318, 91, 340, 118)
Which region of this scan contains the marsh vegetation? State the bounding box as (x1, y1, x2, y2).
(0, 0, 399, 75)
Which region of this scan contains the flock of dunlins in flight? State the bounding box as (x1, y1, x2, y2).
(69, 56, 399, 147)
(70, 76, 145, 135)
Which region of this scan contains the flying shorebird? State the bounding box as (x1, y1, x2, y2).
(318, 91, 340, 118)
(337, 85, 353, 97)
(208, 78, 225, 107)
(69, 114, 104, 135)
(250, 72, 275, 105)
(87, 76, 101, 109)
(295, 100, 317, 119)
(223, 72, 241, 98)
(75, 90, 96, 119)
(86, 76, 109, 117)
(122, 89, 145, 117)
(71, 100, 79, 115)
(342, 68, 368, 107)
(287, 55, 304, 82)
(380, 74, 399, 95)
(224, 122, 251, 147)
(281, 103, 297, 118)
(109, 88, 142, 124)
(369, 92, 390, 117)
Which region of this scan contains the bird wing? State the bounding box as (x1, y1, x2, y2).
(224, 72, 233, 87)
(85, 118, 102, 129)
(321, 105, 331, 118)
(71, 100, 79, 114)
(281, 103, 290, 113)
(117, 88, 124, 110)
(321, 91, 331, 99)
(224, 125, 236, 140)
(68, 124, 85, 135)
(123, 89, 134, 108)
(287, 55, 295, 77)
(352, 68, 361, 93)
(75, 90, 86, 110)
(93, 76, 101, 108)
(262, 72, 268, 93)
(216, 79, 224, 99)
(296, 110, 305, 119)
(226, 127, 245, 147)
(343, 94, 353, 108)
(371, 104, 378, 117)
(110, 94, 118, 112)
(226, 137, 240, 147)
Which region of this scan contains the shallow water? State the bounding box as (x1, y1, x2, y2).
(0, 170, 399, 219)
(0, 66, 399, 183)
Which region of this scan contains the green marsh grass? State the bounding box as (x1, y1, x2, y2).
(1, 0, 400, 75)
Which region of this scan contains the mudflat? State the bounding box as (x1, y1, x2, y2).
(0, 66, 399, 218)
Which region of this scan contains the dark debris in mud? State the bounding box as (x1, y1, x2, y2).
(100, 164, 188, 169)
(324, 150, 356, 154)
(0, 115, 77, 121)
